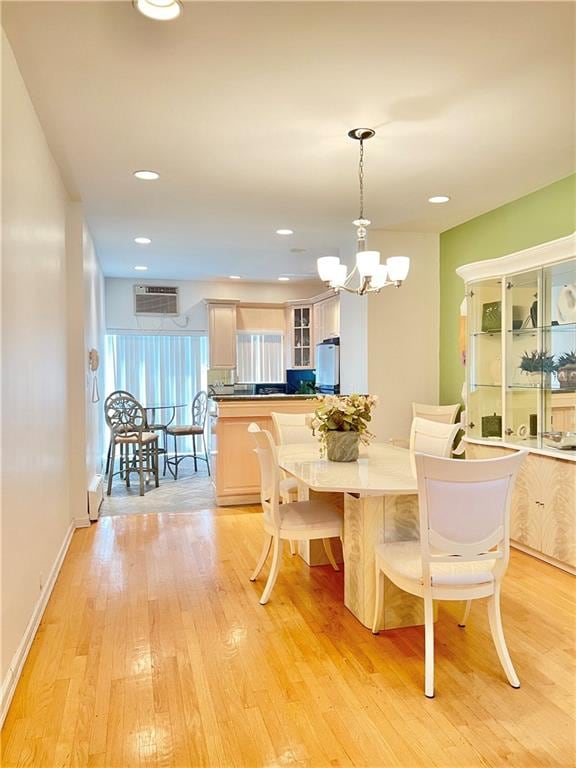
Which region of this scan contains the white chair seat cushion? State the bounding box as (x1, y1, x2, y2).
(278, 499, 342, 534)
(115, 431, 158, 444)
(376, 541, 496, 586)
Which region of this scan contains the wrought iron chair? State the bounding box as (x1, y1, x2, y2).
(104, 390, 159, 496)
(165, 390, 210, 479)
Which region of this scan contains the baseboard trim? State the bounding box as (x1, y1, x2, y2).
(74, 515, 91, 529)
(0, 520, 76, 727)
(511, 541, 576, 576)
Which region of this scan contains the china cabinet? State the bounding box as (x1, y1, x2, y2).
(458, 234, 576, 573)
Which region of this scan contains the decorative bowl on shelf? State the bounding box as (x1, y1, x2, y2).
(541, 431, 576, 450)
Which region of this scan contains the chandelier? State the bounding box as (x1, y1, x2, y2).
(317, 128, 410, 295)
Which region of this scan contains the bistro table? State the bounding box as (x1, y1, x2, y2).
(278, 441, 424, 631)
(144, 404, 188, 474)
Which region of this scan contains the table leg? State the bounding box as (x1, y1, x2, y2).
(343, 493, 425, 630)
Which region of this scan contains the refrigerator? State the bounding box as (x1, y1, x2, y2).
(315, 338, 340, 394)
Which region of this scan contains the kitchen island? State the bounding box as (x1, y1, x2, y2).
(210, 394, 318, 506)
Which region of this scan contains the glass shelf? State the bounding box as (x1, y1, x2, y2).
(472, 331, 502, 337)
(507, 323, 576, 335)
(472, 383, 501, 388)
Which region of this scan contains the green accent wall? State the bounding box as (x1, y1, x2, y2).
(440, 174, 576, 405)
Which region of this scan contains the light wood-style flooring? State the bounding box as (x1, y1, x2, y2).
(2, 508, 575, 767)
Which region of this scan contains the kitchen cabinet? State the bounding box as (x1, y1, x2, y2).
(207, 301, 237, 369)
(465, 442, 575, 572)
(314, 294, 340, 345)
(287, 304, 313, 368)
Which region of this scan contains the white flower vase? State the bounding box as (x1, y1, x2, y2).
(325, 431, 360, 462)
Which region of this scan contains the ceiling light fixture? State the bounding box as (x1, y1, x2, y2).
(276, 229, 294, 236)
(134, 237, 152, 245)
(278, 277, 290, 281)
(229, 275, 241, 280)
(317, 128, 410, 295)
(133, 0, 182, 22)
(134, 265, 148, 271)
(428, 195, 450, 204)
(134, 170, 160, 180)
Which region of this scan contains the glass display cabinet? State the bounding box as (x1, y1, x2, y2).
(460, 241, 576, 456)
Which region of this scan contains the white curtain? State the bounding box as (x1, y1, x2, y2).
(105, 333, 208, 450)
(236, 332, 284, 383)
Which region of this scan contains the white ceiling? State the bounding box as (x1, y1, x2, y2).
(3, 1, 574, 281)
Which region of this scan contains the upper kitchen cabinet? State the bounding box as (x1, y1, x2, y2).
(314, 294, 340, 345)
(288, 304, 313, 368)
(285, 294, 341, 369)
(206, 301, 238, 368)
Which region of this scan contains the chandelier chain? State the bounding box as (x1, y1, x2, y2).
(358, 139, 365, 220)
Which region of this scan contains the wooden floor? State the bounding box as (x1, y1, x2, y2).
(2, 508, 575, 768)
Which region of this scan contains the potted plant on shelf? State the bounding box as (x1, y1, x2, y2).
(518, 350, 556, 386)
(556, 351, 576, 390)
(311, 393, 378, 462)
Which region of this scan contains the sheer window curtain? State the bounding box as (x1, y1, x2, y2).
(236, 332, 284, 383)
(105, 333, 208, 452)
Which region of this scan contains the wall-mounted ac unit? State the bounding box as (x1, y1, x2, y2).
(134, 285, 179, 316)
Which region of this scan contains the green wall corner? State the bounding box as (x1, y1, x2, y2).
(439, 174, 576, 405)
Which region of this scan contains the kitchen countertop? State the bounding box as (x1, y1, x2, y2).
(211, 394, 318, 402)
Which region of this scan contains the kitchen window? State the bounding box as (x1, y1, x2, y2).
(236, 332, 284, 383)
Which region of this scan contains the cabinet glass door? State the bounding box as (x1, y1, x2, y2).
(505, 269, 541, 444)
(544, 260, 576, 436)
(467, 278, 503, 440)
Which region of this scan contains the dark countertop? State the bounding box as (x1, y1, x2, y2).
(211, 394, 318, 402)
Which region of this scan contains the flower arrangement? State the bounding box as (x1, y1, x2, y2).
(311, 393, 378, 457)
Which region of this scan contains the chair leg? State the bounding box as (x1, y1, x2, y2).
(138, 444, 145, 496)
(107, 442, 116, 496)
(322, 538, 340, 571)
(372, 566, 384, 634)
(259, 537, 283, 605)
(424, 595, 435, 698)
(203, 434, 210, 476)
(459, 600, 472, 628)
(192, 433, 198, 472)
(289, 540, 297, 556)
(487, 585, 520, 689)
(125, 446, 131, 488)
(105, 438, 112, 475)
(250, 534, 273, 581)
(173, 435, 179, 480)
(154, 442, 160, 488)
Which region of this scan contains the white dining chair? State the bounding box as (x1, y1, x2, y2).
(271, 411, 318, 554)
(248, 423, 342, 605)
(409, 417, 462, 476)
(372, 449, 527, 698)
(271, 411, 317, 447)
(412, 402, 461, 424)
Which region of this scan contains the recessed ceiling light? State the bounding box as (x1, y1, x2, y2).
(134, 265, 148, 271)
(133, 170, 159, 180)
(276, 229, 294, 236)
(278, 277, 290, 281)
(428, 195, 451, 204)
(133, 0, 182, 22)
(134, 237, 151, 245)
(229, 275, 241, 280)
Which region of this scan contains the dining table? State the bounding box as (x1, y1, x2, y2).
(278, 441, 426, 632)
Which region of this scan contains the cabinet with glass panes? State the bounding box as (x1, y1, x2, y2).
(291, 305, 313, 368)
(458, 237, 576, 457)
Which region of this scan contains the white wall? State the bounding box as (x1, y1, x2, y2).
(105, 277, 324, 333)
(83, 224, 105, 485)
(367, 231, 440, 441)
(1, 31, 106, 720)
(1, 30, 71, 685)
